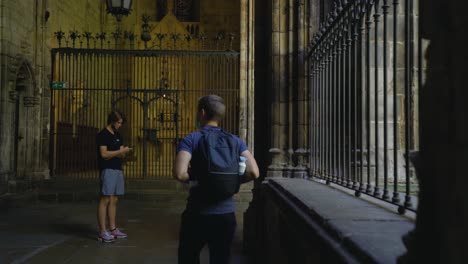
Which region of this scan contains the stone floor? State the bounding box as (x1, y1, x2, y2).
(0, 199, 251, 264)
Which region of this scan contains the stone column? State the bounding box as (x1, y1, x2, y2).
(267, 0, 288, 177)
(240, 0, 256, 149)
(284, 0, 294, 178)
(293, 0, 309, 178)
(400, 0, 468, 262)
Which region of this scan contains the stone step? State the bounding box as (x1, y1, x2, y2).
(0, 192, 38, 209)
(48, 179, 254, 192)
(36, 188, 253, 205)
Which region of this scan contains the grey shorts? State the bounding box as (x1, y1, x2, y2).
(100, 169, 125, 196)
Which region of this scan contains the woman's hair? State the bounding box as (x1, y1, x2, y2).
(197, 95, 225, 121)
(107, 111, 126, 125)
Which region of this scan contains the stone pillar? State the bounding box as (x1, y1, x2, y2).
(400, 0, 468, 262)
(293, 0, 309, 178)
(284, 0, 294, 178)
(267, 0, 288, 177)
(240, 0, 255, 149)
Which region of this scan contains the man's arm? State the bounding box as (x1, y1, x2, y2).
(173, 150, 192, 183)
(241, 150, 260, 182)
(99, 146, 130, 160)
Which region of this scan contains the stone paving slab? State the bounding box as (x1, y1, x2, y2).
(0, 200, 250, 264)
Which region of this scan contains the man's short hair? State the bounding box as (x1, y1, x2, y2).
(107, 111, 126, 125)
(198, 95, 225, 122)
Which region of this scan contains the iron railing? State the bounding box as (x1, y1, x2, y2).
(53, 29, 239, 52)
(50, 48, 240, 180)
(308, 0, 423, 213)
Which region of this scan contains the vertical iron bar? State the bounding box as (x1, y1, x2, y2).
(382, 0, 390, 200)
(312, 63, 316, 175)
(358, 4, 366, 195)
(325, 42, 330, 180)
(332, 33, 337, 182)
(67, 52, 72, 175)
(341, 21, 346, 186)
(347, 12, 353, 188)
(317, 56, 321, 176)
(310, 63, 314, 175)
(49, 51, 56, 179)
(365, 3, 372, 194)
(374, 0, 382, 197)
(352, 2, 359, 191)
(329, 36, 334, 181)
(334, 31, 339, 183)
(321, 49, 325, 178)
(392, 0, 401, 204)
(142, 55, 147, 179)
(77, 52, 82, 178)
(337, 27, 342, 184)
(404, 0, 412, 209)
(318, 42, 321, 177)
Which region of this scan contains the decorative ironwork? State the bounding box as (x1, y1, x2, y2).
(141, 15, 152, 48)
(54, 30, 65, 47)
(170, 33, 180, 49)
(53, 29, 237, 51)
(50, 46, 240, 180)
(69, 30, 80, 48)
(111, 28, 123, 47)
(308, 0, 422, 214)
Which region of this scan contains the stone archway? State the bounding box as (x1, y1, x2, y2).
(12, 62, 39, 183)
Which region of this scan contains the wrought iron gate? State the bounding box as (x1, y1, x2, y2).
(50, 48, 240, 180)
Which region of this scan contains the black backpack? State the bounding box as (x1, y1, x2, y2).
(191, 129, 240, 202)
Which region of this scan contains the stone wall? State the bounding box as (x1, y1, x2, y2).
(246, 178, 413, 263)
(0, 0, 246, 195)
(127, 0, 240, 50)
(0, 0, 104, 194)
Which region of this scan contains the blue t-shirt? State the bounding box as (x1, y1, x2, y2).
(177, 125, 248, 214)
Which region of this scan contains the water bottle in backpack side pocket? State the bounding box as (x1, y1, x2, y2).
(239, 156, 247, 175)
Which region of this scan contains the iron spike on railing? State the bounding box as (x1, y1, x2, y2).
(156, 33, 166, 49)
(112, 28, 122, 48)
(215, 31, 225, 51)
(185, 34, 192, 49)
(83, 31, 93, 49)
(199, 33, 207, 50)
(54, 30, 65, 48)
(228, 33, 235, 51)
(319, 22, 326, 34)
(171, 33, 180, 49)
(96, 32, 106, 49)
(124, 31, 135, 49)
(336, 0, 343, 13)
(69, 30, 80, 48)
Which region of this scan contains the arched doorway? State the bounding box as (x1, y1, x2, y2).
(13, 62, 36, 181)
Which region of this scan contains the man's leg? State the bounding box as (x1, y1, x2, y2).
(178, 211, 206, 264)
(98, 196, 110, 232)
(207, 213, 237, 264)
(108, 195, 118, 230)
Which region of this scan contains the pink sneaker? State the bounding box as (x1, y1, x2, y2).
(98, 231, 115, 243)
(110, 228, 127, 239)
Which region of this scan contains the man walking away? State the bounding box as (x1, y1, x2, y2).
(173, 95, 260, 263)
